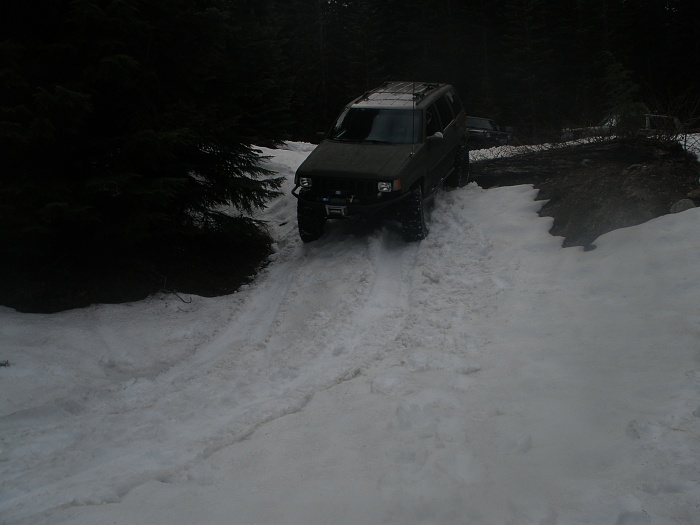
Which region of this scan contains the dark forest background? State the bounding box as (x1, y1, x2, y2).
(1, 0, 699, 308)
(271, 0, 700, 143)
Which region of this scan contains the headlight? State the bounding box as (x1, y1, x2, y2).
(299, 177, 312, 188)
(378, 180, 402, 193)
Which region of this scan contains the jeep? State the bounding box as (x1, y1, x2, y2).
(292, 81, 469, 242)
(466, 116, 511, 149)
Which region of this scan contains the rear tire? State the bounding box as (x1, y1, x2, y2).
(297, 202, 326, 243)
(445, 145, 470, 188)
(401, 185, 428, 242)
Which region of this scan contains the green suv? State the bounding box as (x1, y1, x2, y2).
(292, 81, 470, 242)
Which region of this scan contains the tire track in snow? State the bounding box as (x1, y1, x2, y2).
(358, 185, 529, 521)
(1, 178, 506, 525)
(390, 186, 498, 362)
(1, 221, 427, 523)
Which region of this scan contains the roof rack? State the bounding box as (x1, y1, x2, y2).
(354, 81, 442, 105)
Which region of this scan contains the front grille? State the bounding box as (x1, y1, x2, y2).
(312, 178, 378, 202)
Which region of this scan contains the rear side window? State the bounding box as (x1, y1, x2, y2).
(444, 90, 463, 116)
(434, 95, 454, 130)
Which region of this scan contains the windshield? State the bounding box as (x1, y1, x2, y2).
(649, 115, 678, 130)
(467, 117, 494, 130)
(329, 108, 422, 144)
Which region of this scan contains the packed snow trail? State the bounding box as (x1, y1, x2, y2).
(2, 142, 700, 525)
(1, 172, 510, 523)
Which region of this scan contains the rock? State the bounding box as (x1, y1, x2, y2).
(669, 199, 696, 213)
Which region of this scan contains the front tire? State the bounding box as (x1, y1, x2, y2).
(401, 185, 428, 242)
(445, 145, 470, 188)
(297, 202, 326, 243)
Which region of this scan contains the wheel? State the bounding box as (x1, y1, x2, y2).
(401, 185, 428, 242)
(297, 202, 326, 243)
(445, 145, 470, 188)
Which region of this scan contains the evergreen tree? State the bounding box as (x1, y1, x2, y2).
(497, 0, 557, 140)
(270, 0, 333, 138)
(0, 0, 287, 264)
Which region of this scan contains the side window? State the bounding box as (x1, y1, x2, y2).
(434, 95, 454, 130)
(426, 106, 440, 136)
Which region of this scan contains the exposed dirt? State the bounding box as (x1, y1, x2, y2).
(2, 138, 698, 313)
(471, 138, 700, 248)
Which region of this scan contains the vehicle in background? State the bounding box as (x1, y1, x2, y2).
(561, 113, 682, 141)
(465, 116, 511, 149)
(292, 81, 469, 243)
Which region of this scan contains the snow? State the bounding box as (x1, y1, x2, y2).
(2, 139, 700, 525)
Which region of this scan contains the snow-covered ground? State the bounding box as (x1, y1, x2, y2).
(2, 140, 700, 525)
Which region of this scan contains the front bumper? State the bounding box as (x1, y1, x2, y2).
(291, 185, 411, 218)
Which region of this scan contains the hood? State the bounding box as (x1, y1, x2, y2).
(297, 141, 416, 179)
